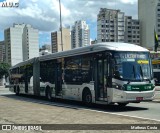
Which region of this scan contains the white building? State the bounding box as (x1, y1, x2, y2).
(71, 20, 90, 49)
(4, 24, 39, 66)
(138, 0, 159, 48)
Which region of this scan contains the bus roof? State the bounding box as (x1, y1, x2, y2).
(11, 42, 149, 69)
(39, 42, 148, 61)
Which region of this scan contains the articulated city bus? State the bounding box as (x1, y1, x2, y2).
(9, 42, 155, 106)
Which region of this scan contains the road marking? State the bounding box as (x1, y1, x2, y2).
(0, 93, 14, 95)
(83, 108, 160, 122)
(46, 102, 160, 122)
(26, 100, 160, 122)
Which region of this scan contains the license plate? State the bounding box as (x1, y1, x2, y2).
(136, 97, 143, 101)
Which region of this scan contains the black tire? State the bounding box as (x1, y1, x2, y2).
(46, 88, 52, 101)
(16, 86, 20, 95)
(83, 90, 92, 105)
(117, 103, 128, 107)
(14, 86, 16, 93)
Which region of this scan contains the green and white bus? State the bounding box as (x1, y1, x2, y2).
(9, 42, 155, 106)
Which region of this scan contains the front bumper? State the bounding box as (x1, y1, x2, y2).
(112, 88, 155, 103)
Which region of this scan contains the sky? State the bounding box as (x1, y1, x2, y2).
(0, 0, 138, 47)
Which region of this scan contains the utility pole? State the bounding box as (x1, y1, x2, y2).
(59, 0, 63, 51)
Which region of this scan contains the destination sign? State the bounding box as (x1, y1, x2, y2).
(119, 54, 147, 59)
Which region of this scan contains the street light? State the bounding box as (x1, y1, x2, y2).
(59, 0, 63, 51)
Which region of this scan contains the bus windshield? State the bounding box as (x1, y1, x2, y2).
(114, 52, 152, 81)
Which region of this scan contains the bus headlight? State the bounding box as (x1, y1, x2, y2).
(115, 85, 124, 90)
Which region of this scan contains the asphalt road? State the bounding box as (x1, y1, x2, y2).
(0, 86, 160, 133)
(0, 86, 160, 122)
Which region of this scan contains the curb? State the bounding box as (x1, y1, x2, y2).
(150, 100, 160, 103)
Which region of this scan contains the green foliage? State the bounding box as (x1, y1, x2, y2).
(0, 62, 10, 79)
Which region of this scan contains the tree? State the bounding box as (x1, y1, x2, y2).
(0, 62, 10, 79)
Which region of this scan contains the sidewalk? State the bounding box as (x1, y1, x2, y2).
(0, 86, 14, 95)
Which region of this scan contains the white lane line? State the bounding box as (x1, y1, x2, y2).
(0, 93, 14, 95)
(82, 108, 160, 122)
(44, 101, 160, 122)
(31, 100, 160, 122)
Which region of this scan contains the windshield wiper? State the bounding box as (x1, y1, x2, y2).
(147, 79, 151, 83)
(127, 80, 130, 84)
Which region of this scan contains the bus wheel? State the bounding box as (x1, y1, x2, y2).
(16, 86, 20, 95)
(14, 86, 16, 93)
(83, 89, 92, 105)
(117, 103, 128, 107)
(46, 87, 52, 101)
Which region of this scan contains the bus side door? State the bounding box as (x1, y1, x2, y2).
(55, 61, 62, 96)
(95, 53, 110, 101)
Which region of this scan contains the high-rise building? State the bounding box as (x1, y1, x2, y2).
(97, 8, 125, 43)
(124, 16, 140, 45)
(97, 8, 140, 45)
(138, 0, 159, 48)
(51, 27, 71, 53)
(71, 20, 90, 49)
(0, 41, 5, 62)
(4, 24, 39, 66)
(22, 24, 39, 61)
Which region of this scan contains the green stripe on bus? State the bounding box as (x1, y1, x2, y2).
(124, 84, 154, 91)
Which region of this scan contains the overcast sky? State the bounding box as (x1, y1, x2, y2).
(0, 0, 138, 47)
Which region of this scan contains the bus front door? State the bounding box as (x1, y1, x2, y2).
(95, 56, 108, 101)
(55, 62, 62, 96)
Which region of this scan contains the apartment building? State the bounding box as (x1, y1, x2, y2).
(51, 27, 71, 53)
(97, 8, 140, 45)
(4, 24, 39, 66)
(125, 16, 140, 45)
(97, 8, 125, 43)
(0, 41, 5, 62)
(71, 20, 90, 49)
